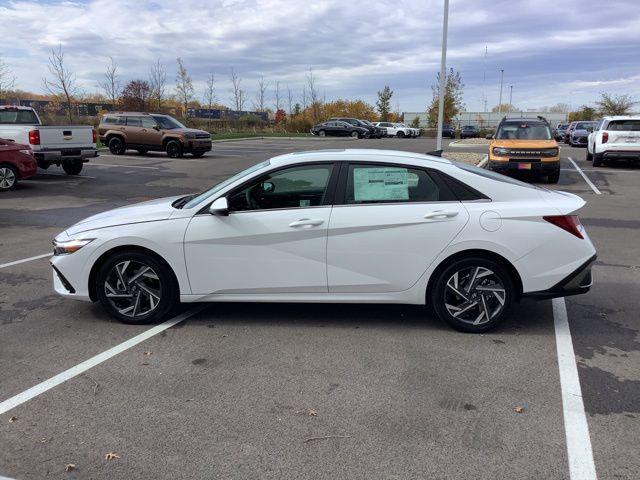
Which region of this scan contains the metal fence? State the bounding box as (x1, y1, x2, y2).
(403, 111, 569, 129)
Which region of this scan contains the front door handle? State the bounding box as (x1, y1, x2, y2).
(424, 210, 459, 220)
(289, 218, 324, 228)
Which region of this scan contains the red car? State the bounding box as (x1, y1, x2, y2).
(0, 138, 37, 191)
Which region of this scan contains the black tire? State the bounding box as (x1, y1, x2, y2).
(96, 250, 178, 325)
(165, 139, 183, 158)
(351, 131, 359, 138)
(62, 159, 83, 175)
(593, 153, 603, 167)
(191, 151, 206, 158)
(0, 164, 18, 191)
(546, 168, 560, 184)
(318, 130, 326, 137)
(108, 136, 126, 155)
(586, 149, 593, 161)
(137, 148, 148, 155)
(396, 131, 405, 138)
(431, 256, 515, 333)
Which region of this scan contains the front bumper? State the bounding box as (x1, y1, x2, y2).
(186, 139, 212, 152)
(523, 254, 596, 299)
(489, 159, 560, 173)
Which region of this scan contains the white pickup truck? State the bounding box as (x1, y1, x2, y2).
(0, 105, 98, 175)
(587, 115, 640, 167)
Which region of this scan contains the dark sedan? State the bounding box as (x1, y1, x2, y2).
(442, 124, 456, 138)
(554, 123, 569, 141)
(329, 117, 381, 138)
(460, 125, 478, 139)
(569, 121, 597, 147)
(311, 121, 369, 138)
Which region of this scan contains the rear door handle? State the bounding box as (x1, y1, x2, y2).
(289, 218, 324, 228)
(424, 210, 459, 220)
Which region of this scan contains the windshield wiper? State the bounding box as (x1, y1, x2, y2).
(172, 194, 196, 209)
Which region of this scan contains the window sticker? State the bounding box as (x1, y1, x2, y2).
(353, 167, 409, 201)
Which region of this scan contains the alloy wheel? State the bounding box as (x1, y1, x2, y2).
(0, 167, 16, 190)
(443, 266, 506, 326)
(103, 260, 162, 318)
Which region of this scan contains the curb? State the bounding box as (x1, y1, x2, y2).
(449, 140, 491, 148)
(476, 154, 489, 168)
(212, 135, 358, 143)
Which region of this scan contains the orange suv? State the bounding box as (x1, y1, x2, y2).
(487, 116, 560, 183)
(98, 112, 212, 158)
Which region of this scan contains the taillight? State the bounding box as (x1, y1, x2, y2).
(28, 130, 40, 145)
(543, 215, 584, 239)
(92, 129, 97, 143)
(602, 132, 608, 143)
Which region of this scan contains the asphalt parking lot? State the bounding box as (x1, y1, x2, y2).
(1, 137, 638, 479)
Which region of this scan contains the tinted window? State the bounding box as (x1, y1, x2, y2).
(228, 164, 333, 212)
(496, 122, 552, 140)
(152, 115, 185, 129)
(141, 116, 157, 128)
(345, 165, 441, 204)
(0, 109, 39, 124)
(126, 116, 142, 127)
(607, 120, 640, 131)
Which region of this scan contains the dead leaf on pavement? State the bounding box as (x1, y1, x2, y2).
(308, 409, 317, 417)
(9, 416, 17, 423)
(104, 452, 120, 460)
(64, 464, 76, 472)
(514, 406, 525, 413)
(143, 351, 153, 356)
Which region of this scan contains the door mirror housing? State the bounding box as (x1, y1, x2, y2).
(153, 125, 161, 131)
(209, 197, 229, 216)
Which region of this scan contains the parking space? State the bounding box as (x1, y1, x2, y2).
(1, 138, 638, 479)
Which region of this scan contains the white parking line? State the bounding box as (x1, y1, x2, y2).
(553, 297, 598, 480)
(90, 162, 159, 170)
(567, 157, 601, 195)
(0, 306, 204, 416)
(0, 253, 51, 269)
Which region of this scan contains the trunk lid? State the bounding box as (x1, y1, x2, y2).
(37, 126, 95, 149)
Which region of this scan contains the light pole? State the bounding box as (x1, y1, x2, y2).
(498, 69, 504, 113)
(435, 0, 449, 152)
(508, 85, 513, 113)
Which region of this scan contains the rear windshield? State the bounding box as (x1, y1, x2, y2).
(607, 120, 640, 131)
(0, 109, 39, 124)
(575, 122, 596, 130)
(496, 122, 552, 140)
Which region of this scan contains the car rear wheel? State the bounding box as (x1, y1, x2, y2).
(431, 257, 514, 332)
(62, 159, 83, 175)
(165, 140, 183, 158)
(318, 130, 326, 137)
(593, 153, 603, 167)
(0, 165, 18, 191)
(108, 136, 126, 155)
(351, 131, 359, 138)
(96, 251, 177, 324)
(397, 131, 405, 138)
(586, 149, 593, 161)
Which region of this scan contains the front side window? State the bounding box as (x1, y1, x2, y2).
(152, 115, 185, 129)
(345, 165, 441, 204)
(228, 164, 333, 212)
(141, 116, 157, 128)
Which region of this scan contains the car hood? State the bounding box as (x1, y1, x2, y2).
(65, 196, 183, 235)
(491, 139, 557, 148)
(167, 127, 210, 136)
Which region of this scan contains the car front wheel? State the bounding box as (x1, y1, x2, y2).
(351, 131, 359, 138)
(431, 257, 514, 332)
(165, 140, 184, 158)
(0, 165, 18, 191)
(96, 251, 177, 324)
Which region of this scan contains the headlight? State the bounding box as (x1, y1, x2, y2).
(492, 147, 510, 156)
(53, 238, 95, 255)
(543, 148, 559, 156)
(19, 149, 33, 155)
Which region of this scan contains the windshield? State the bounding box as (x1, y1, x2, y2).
(0, 109, 39, 124)
(575, 122, 596, 130)
(360, 120, 373, 126)
(183, 160, 271, 209)
(496, 123, 552, 140)
(152, 115, 185, 129)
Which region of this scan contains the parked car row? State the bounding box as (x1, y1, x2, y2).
(310, 119, 420, 138)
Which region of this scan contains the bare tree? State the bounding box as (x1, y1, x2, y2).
(306, 68, 320, 121)
(0, 55, 16, 103)
(99, 56, 120, 108)
(253, 75, 269, 111)
(286, 84, 293, 115)
(301, 85, 308, 110)
(149, 58, 167, 111)
(175, 57, 194, 117)
(42, 45, 77, 123)
(203, 72, 216, 129)
(273, 81, 282, 112)
(229, 68, 246, 111)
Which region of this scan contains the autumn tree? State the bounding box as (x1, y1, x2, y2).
(175, 58, 194, 117)
(376, 85, 393, 121)
(491, 103, 518, 113)
(42, 45, 77, 123)
(595, 93, 636, 116)
(120, 80, 151, 111)
(0, 55, 16, 102)
(229, 68, 246, 111)
(149, 58, 167, 111)
(426, 68, 464, 126)
(99, 57, 120, 108)
(568, 105, 597, 122)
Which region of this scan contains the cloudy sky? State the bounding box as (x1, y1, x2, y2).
(1, 0, 639, 112)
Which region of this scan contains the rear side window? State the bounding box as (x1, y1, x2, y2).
(607, 120, 640, 131)
(345, 164, 443, 204)
(0, 109, 39, 124)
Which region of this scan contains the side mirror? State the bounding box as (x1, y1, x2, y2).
(153, 125, 161, 131)
(209, 197, 229, 216)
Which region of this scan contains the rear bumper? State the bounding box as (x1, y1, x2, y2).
(34, 148, 98, 164)
(602, 150, 640, 160)
(523, 254, 596, 299)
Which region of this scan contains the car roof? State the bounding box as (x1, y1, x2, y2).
(268, 149, 452, 166)
(602, 115, 640, 121)
(0, 105, 34, 110)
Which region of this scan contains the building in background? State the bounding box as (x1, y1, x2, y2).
(403, 111, 569, 129)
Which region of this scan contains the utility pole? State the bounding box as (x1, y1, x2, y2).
(435, 0, 449, 152)
(508, 85, 513, 112)
(498, 69, 504, 113)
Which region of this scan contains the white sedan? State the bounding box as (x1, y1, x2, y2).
(51, 149, 596, 332)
